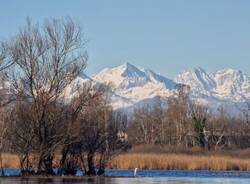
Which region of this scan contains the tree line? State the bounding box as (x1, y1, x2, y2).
(127, 84, 250, 151)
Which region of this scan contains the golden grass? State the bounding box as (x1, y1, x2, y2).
(1, 154, 20, 168)
(109, 153, 250, 171)
(0, 153, 61, 169)
(2, 152, 250, 171)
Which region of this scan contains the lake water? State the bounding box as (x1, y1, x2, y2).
(1, 177, 250, 184)
(1, 169, 250, 183)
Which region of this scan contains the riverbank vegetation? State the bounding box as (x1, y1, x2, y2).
(110, 152, 250, 171)
(3, 147, 250, 171)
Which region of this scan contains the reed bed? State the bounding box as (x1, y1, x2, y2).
(2, 153, 250, 171)
(109, 153, 250, 171)
(0, 154, 62, 169)
(1, 154, 19, 168)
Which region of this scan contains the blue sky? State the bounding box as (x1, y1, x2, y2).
(1, 0, 250, 78)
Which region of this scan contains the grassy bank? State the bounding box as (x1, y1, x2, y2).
(109, 153, 250, 171)
(2, 150, 250, 171)
(1, 154, 19, 168)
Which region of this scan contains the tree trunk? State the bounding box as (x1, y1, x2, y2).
(86, 153, 96, 175)
(59, 146, 69, 175)
(97, 152, 106, 176)
(44, 155, 55, 175)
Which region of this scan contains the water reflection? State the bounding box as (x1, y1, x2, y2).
(1, 177, 250, 184)
(2, 170, 250, 184)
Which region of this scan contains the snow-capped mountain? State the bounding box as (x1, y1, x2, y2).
(69, 62, 250, 114)
(92, 63, 176, 109)
(213, 69, 250, 100)
(175, 67, 250, 102)
(174, 67, 250, 114)
(175, 67, 216, 97)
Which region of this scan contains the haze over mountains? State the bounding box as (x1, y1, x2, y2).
(69, 63, 250, 114)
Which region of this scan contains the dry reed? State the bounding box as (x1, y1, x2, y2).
(109, 153, 250, 171)
(2, 153, 250, 171)
(1, 154, 19, 168)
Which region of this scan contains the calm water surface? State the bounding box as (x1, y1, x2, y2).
(1, 169, 250, 183)
(1, 177, 250, 184)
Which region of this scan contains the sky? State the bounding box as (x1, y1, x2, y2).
(0, 0, 250, 78)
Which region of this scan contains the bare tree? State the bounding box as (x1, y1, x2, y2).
(75, 90, 113, 176)
(0, 43, 14, 72)
(6, 18, 87, 175)
(0, 42, 15, 176)
(8, 100, 36, 173)
(58, 82, 106, 175)
(0, 108, 10, 176)
(190, 104, 209, 149)
(237, 100, 250, 124)
(166, 85, 191, 146)
(127, 99, 165, 145)
(128, 106, 159, 145)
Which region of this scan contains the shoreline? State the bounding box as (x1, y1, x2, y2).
(2, 170, 250, 179)
(2, 152, 250, 172)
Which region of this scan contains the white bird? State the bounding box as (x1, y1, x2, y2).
(134, 168, 138, 177)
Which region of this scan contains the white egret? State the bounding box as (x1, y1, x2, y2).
(134, 168, 138, 177)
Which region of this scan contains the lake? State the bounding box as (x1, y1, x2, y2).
(1, 177, 250, 184)
(1, 169, 250, 183)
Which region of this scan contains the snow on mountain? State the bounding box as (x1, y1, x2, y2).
(213, 69, 250, 101)
(93, 62, 149, 90)
(64, 63, 250, 114)
(63, 72, 93, 100)
(175, 67, 216, 97)
(174, 67, 250, 114)
(92, 62, 176, 108)
(143, 68, 176, 89)
(174, 67, 250, 102)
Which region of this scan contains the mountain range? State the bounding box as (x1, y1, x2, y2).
(68, 62, 250, 115)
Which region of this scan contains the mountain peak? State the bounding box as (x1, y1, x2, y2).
(92, 62, 148, 89)
(175, 67, 216, 95)
(182, 67, 207, 75)
(214, 68, 243, 77)
(121, 62, 135, 68)
(71, 63, 250, 114)
(213, 68, 247, 83)
(194, 67, 207, 74)
(213, 68, 250, 98)
(118, 62, 145, 78)
(143, 68, 176, 89)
